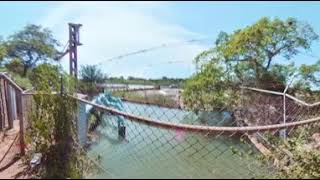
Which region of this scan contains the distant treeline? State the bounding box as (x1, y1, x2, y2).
(106, 76, 186, 88)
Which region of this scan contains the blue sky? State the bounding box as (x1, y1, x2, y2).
(1, 1, 320, 78)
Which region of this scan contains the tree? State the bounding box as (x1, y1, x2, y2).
(183, 60, 239, 112)
(79, 65, 106, 97)
(29, 63, 62, 91)
(4, 58, 24, 75)
(183, 17, 319, 111)
(162, 76, 168, 80)
(0, 38, 6, 65)
(295, 60, 320, 90)
(5, 24, 60, 76)
(80, 65, 105, 85)
(198, 17, 317, 85)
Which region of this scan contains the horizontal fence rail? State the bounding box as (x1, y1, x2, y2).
(1, 72, 320, 179)
(72, 95, 320, 134)
(241, 86, 320, 107)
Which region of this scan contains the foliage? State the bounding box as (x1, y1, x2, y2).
(277, 144, 320, 178)
(183, 17, 320, 178)
(79, 65, 106, 97)
(5, 24, 60, 76)
(183, 17, 319, 112)
(4, 58, 25, 76)
(25, 64, 86, 178)
(29, 63, 62, 91)
(9, 72, 33, 90)
(262, 123, 320, 179)
(294, 60, 320, 90)
(182, 60, 239, 112)
(80, 65, 106, 84)
(0, 38, 6, 64)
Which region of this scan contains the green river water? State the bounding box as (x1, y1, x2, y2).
(87, 102, 271, 179)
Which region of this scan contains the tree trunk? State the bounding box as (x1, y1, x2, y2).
(22, 65, 28, 77)
(266, 56, 272, 70)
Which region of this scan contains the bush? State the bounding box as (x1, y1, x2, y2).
(25, 64, 88, 178)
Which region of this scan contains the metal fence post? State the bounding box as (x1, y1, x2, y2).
(281, 74, 297, 139)
(282, 92, 287, 139)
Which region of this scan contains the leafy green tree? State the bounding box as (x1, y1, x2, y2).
(294, 60, 320, 90)
(197, 17, 317, 84)
(29, 63, 62, 91)
(5, 24, 60, 76)
(80, 65, 105, 85)
(0, 38, 6, 64)
(79, 65, 106, 97)
(4, 58, 24, 75)
(184, 17, 319, 111)
(183, 60, 239, 112)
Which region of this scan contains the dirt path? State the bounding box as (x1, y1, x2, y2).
(0, 120, 28, 179)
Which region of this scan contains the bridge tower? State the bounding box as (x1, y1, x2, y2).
(68, 23, 82, 79)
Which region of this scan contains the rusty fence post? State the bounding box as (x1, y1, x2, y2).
(16, 90, 25, 156)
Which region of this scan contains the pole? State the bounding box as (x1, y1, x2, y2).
(281, 73, 298, 139)
(282, 93, 286, 138)
(16, 90, 25, 155)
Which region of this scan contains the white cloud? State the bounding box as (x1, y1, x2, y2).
(39, 1, 209, 78)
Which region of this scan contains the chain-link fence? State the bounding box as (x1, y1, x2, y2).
(1, 72, 320, 179)
(74, 85, 320, 179)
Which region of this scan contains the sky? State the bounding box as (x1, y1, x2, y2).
(1, 1, 320, 79)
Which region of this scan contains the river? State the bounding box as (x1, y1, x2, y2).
(87, 102, 270, 179)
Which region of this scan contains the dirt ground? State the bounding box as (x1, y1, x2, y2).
(0, 120, 28, 179)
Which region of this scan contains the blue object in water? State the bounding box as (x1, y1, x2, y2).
(87, 91, 126, 138)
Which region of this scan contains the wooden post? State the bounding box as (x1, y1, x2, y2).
(0, 79, 8, 130)
(16, 91, 25, 156)
(5, 83, 13, 129)
(0, 79, 3, 131)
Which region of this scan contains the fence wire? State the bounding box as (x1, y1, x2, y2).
(83, 104, 268, 179)
(2, 72, 320, 179)
(75, 86, 320, 179)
